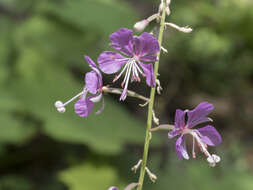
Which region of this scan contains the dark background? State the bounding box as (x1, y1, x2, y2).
(0, 0, 252, 189)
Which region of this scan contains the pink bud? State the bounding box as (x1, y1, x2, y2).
(133, 19, 149, 32)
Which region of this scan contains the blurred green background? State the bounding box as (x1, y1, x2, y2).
(0, 0, 253, 189)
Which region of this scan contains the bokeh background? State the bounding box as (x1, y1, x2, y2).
(0, 0, 253, 189)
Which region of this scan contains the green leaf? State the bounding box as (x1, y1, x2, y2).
(59, 163, 124, 190)
(0, 175, 33, 190)
(0, 113, 36, 144)
(36, 0, 137, 35)
(9, 58, 161, 154)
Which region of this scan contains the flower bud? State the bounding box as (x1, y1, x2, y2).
(108, 187, 118, 190)
(166, 7, 171, 16)
(133, 19, 149, 32)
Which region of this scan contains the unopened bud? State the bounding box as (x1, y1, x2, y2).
(166, 0, 171, 6)
(145, 167, 157, 183)
(166, 7, 171, 16)
(165, 22, 193, 33)
(134, 19, 149, 32)
(108, 187, 118, 190)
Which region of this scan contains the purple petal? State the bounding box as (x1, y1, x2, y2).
(110, 28, 134, 56)
(74, 97, 94, 117)
(90, 93, 103, 103)
(138, 62, 155, 87)
(187, 102, 214, 128)
(85, 71, 99, 94)
(196, 125, 222, 146)
(175, 135, 189, 160)
(98, 51, 128, 74)
(108, 187, 118, 190)
(95, 97, 104, 115)
(84, 55, 97, 68)
(133, 32, 160, 57)
(168, 129, 181, 139)
(174, 109, 186, 129)
(168, 109, 185, 138)
(139, 54, 157, 62)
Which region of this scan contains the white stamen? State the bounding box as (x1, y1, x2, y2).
(122, 59, 133, 85)
(123, 60, 134, 92)
(191, 131, 212, 158)
(192, 136, 196, 158)
(132, 64, 140, 81)
(133, 61, 143, 74)
(207, 154, 221, 167)
(114, 60, 131, 82)
(54, 91, 84, 113)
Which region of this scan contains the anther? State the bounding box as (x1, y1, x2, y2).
(113, 75, 118, 83)
(55, 101, 66, 113)
(207, 154, 221, 167)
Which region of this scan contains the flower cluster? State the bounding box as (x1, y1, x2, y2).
(55, 28, 159, 116)
(55, 2, 223, 188)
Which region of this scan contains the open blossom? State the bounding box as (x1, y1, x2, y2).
(169, 102, 222, 167)
(98, 28, 160, 101)
(55, 56, 104, 117)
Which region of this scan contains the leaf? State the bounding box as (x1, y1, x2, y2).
(9, 59, 161, 154)
(36, 0, 137, 35)
(0, 175, 33, 190)
(0, 113, 36, 144)
(59, 163, 124, 190)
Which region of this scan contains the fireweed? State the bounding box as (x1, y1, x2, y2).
(55, 0, 222, 190)
(55, 56, 104, 117)
(98, 28, 159, 100)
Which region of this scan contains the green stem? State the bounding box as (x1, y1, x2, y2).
(137, 1, 167, 190)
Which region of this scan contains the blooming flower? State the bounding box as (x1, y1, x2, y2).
(169, 102, 222, 167)
(98, 28, 160, 101)
(55, 56, 104, 117)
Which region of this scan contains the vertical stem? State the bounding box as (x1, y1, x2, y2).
(137, 1, 167, 190)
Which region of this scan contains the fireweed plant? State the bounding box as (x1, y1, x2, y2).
(55, 0, 222, 190)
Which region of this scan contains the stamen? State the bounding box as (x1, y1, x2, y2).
(113, 59, 131, 82)
(55, 91, 85, 113)
(133, 61, 143, 75)
(122, 59, 134, 85)
(132, 64, 140, 82)
(191, 131, 212, 158)
(192, 136, 196, 158)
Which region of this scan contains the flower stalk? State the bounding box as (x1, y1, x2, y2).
(102, 86, 149, 103)
(137, 1, 167, 189)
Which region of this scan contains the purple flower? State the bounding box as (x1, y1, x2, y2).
(108, 187, 118, 190)
(55, 56, 104, 117)
(74, 56, 104, 117)
(169, 102, 222, 166)
(98, 28, 160, 101)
